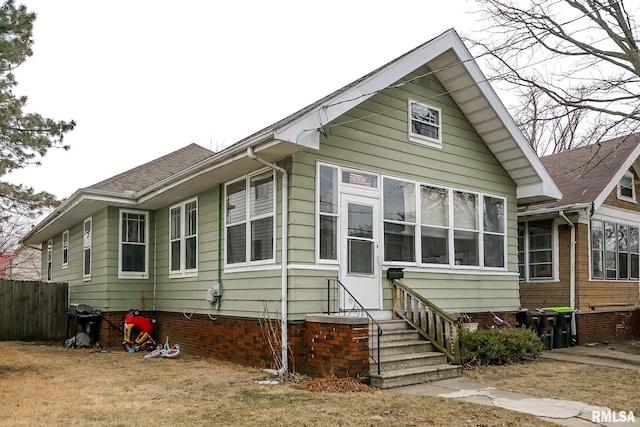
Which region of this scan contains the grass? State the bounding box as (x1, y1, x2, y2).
(3, 341, 640, 426)
(0, 341, 559, 427)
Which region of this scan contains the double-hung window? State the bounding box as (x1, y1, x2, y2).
(62, 230, 69, 269)
(591, 219, 639, 280)
(518, 220, 553, 281)
(225, 171, 275, 266)
(119, 210, 149, 278)
(83, 218, 92, 280)
(618, 172, 636, 202)
(46, 239, 53, 282)
(408, 100, 442, 147)
(170, 198, 198, 276)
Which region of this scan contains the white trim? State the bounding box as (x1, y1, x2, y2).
(594, 205, 640, 226)
(118, 209, 150, 279)
(168, 197, 199, 278)
(316, 162, 340, 264)
(385, 266, 518, 277)
(288, 263, 339, 271)
(517, 219, 557, 282)
(61, 230, 69, 269)
(224, 263, 282, 274)
(407, 99, 442, 147)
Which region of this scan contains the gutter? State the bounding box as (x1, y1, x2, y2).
(246, 146, 289, 376)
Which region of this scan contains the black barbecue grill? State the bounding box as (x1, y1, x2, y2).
(65, 303, 102, 348)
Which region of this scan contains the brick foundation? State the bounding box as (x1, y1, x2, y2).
(97, 311, 369, 378)
(574, 309, 640, 344)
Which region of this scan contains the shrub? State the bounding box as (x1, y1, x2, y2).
(458, 327, 543, 366)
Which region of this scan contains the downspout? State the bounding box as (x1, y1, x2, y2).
(247, 147, 289, 375)
(153, 212, 157, 310)
(559, 210, 576, 336)
(217, 184, 223, 310)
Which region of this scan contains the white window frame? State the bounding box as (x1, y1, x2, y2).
(617, 171, 636, 203)
(408, 99, 442, 148)
(118, 209, 149, 279)
(316, 162, 339, 264)
(169, 198, 198, 277)
(224, 170, 276, 269)
(83, 217, 92, 281)
(518, 219, 557, 282)
(62, 230, 69, 269)
(46, 239, 53, 282)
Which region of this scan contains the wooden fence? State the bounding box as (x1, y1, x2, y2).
(0, 280, 68, 341)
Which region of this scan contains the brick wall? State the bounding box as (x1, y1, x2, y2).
(97, 311, 370, 378)
(575, 309, 640, 344)
(305, 315, 370, 378)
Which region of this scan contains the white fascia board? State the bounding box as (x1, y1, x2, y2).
(593, 143, 640, 211)
(595, 204, 640, 225)
(21, 190, 136, 243)
(517, 181, 562, 202)
(518, 202, 592, 218)
(274, 30, 465, 149)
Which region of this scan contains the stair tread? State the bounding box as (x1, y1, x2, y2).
(369, 364, 460, 379)
(374, 352, 445, 363)
(375, 339, 431, 348)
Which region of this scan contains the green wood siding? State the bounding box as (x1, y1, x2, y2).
(287, 66, 520, 314)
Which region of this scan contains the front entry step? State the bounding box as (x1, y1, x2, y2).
(369, 319, 462, 389)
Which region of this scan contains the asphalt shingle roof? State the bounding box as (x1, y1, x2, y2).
(87, 143, 214, 194)
(537, 134, 640, 209)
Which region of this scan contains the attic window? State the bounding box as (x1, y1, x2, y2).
(408, 100, 441, 147)
(618, 172, 636, 202)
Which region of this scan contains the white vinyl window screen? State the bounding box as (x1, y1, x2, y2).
(83, 218, 92, 279)
(226, 171, 275, 266)
(518, 221, 553, 281)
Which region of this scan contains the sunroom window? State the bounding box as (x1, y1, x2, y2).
(83, 218, 92, 280)
(46, 239, 52, 282)
(226, 171, 275, 266)
(591, 219, 639, 280)
(318, 164, 338, 261)
(383, 178, 416, 262)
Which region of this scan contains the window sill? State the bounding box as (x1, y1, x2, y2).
(224, 263, 281, 274)
(408, 135, 442, 149)
(169, 272, 198, 279)
(118, 273, 149, 280)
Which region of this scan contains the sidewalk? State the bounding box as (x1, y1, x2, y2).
(387, 346, 640, 426)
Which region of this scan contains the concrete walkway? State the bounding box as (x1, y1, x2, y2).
(387, 346, 640, 426)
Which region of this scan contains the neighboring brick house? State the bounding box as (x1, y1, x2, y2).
(0, 245, 41, 281)
(518, 134, 640, 343)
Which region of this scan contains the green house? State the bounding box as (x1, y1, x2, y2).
(22, 29, 560, 380)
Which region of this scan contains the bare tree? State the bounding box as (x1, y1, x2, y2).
(467, 0, 640, 154)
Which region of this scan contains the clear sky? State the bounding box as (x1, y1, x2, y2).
(8, 0, 480, 200)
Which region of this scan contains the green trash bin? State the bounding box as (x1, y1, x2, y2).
(542, 307, 573, 348)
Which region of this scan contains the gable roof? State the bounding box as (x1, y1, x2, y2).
(23, 28, 560, 244)
(520, 134, 640, 215)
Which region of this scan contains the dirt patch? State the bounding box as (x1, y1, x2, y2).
(0, 341, 556, 427)
(600, 339, 640, 355)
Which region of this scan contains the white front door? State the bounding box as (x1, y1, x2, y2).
(339, 193, 381, 310)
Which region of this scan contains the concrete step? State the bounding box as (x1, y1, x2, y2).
(373, 319, 414, 331)
(374, 339, 434, 357)
(369, 364, 463, 389)
(370, 328, 423, 343)
(371, 352, 448, 371)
